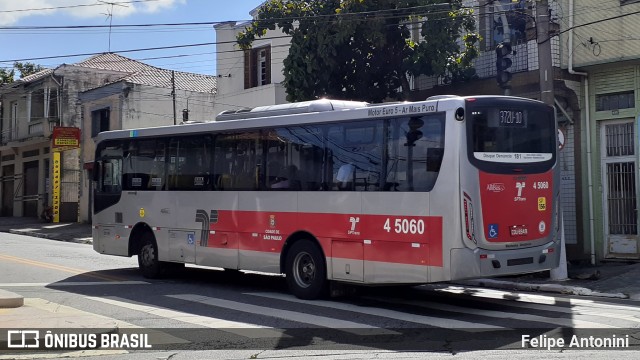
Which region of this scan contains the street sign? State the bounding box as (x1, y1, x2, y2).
(52, 127, 81, 152)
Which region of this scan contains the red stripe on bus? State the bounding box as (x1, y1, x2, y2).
(204, 210, 443, 267)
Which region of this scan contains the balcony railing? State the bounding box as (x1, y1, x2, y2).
(1, 117, 60, 146)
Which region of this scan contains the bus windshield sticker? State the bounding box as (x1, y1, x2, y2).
(474, 152, 552, 163)
(488, 224, 498, 239)
(131, 177, 142, 187)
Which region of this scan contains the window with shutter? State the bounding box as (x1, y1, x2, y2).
(244, 45, 271, 89)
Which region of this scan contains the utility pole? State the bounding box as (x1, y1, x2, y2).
(172, 70, 177, 125)
(537, 0, 554, 106)
(537, 0, 566, 280)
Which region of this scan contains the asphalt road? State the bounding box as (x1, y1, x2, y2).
(1, 233, 639, 359)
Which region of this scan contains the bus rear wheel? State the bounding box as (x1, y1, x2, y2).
(138, 233, 164, 278)
(285, 240, 328, 300)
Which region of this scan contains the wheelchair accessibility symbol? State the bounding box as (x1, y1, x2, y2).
(488, 224, 499, 239)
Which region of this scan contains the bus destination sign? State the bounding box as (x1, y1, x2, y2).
(498, 109, 526, 127)
(367, 103, 436, 117)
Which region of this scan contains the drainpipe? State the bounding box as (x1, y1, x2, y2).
(569, 0, 596, 265)
(50, 74, 62, 126)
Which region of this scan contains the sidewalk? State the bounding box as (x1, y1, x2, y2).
(0, 216, 639, 302)
(0, 216, 92, 244)
(455, 260, 640, 301)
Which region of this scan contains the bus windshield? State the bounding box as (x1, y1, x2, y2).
(467, 99, 555, 171)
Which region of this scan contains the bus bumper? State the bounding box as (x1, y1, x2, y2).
(450, 241, 561, 280)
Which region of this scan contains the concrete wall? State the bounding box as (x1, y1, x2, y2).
(559, 0, 640, 69)
(213, 22, 291, 115)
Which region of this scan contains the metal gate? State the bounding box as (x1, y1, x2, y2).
(601, 121, 638, 258)
(60, 168, 80, 222)
(1, 165, 14, 216)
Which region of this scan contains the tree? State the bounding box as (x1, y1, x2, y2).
(238, 0, 479, 103)
(14, 62, 45, 78)
(0, 68, 14, 85)
(0, 62, 46, 85)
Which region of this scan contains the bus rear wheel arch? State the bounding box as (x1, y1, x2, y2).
(284, 238, 328, 300)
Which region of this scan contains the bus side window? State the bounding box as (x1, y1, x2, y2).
(213, 132, 259, 190)
(270, 125, 325, 191)
(386, 114, 445, 192)
(168, 136, 212, 191)
(99, 158, 122, 194)
(95, 141, 123, 195)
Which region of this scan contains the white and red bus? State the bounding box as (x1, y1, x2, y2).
(92, 95, 560, 299)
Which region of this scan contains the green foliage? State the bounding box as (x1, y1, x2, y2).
(14, 62, 45, 78)
(0, 68, 14, 85)
(238, 0, 479, 102)
(0, 62, 46, 85)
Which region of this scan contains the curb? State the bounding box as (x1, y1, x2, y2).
(454, 278, 631, 300)
(8, 230, 92, 245)
(0, 289, 24, 308)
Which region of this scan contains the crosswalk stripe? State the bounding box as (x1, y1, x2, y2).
(247, 292, 507, 330)
(86, 296, 285, 339)
(169, 294, 398, 335)
(427, 284, 639, 311)
(14, 298, 187, 346)
(424, 285, 640, 325)
(368, 297, 618, 328)
(0, 281, 150, 287)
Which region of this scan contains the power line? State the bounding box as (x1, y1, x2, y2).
(0, 3, 463, 31)
(0, 36, 289, 63)
(0, 0, 159, 13)
(541, 7, 640, 44)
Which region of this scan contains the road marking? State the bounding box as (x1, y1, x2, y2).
(0, 350, 129, 360)
(3, 298, 187, 346)
(370, 297, 618, 328)
(0, 254, 126, 282)
(0, 281, 149, 287)
(422, 285, 640, 325)
(86, 296, 286, 339)
(169, 294, 397, 335)
(247, 292, 506, 330)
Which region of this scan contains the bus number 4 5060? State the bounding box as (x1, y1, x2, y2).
(383, 218, 425, 235)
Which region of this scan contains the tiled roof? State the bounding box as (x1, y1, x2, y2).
(123, 68, 217, 94)
(18, 68, 54, 83)
(2, 53, 216, 95)
(77, 53, 216, 94)
(74, 53, 155, 73)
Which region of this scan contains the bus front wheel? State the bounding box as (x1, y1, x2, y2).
(285, 240, 328, 300)
(138, 233, 164, 278)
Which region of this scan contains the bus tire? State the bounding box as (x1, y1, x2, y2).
(285, 239, 328, 300)
(138, 233, 164, 279)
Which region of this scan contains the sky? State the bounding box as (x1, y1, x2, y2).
(0, 0, 266, 76)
